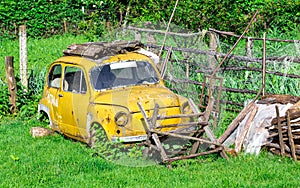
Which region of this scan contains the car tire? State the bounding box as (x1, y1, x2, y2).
(88, 123, 108, 148)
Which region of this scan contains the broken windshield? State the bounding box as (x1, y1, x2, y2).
(90, 60, 159, 90)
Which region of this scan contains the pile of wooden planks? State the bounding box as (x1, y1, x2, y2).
(266, 99, 300, 161)
(219, 94, 300, 161)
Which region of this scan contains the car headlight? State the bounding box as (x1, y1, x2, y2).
(114, 111, 129, 127)
(181, 101, 191, 114)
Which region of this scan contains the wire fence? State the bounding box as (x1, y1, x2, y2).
(121, 24, 300, 113)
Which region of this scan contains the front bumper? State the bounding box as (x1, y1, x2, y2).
(111, 135, 147, 143)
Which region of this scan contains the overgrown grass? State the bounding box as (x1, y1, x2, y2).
(0, 119, 299, 187)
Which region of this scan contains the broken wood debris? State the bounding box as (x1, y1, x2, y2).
(220, 94, 300, 161)
(267, 99, 300, 161)
(63, 40, 144, 59)
(137, 98, 228, 166)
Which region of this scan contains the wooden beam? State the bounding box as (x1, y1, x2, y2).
(209, 28, 300, 43)
(137, 102, 154, 131)
(262, 32, 266, 96)
(235, 105, 258, 153)
(276, 105, 285, 157)
(152, 133, 169, 162)
(151, 103, 159, 128)
(126, 26, 204, 37)
(146, 43, 300, 64)
(160, 47, 172, 78)
(287, 111, 297, 161)
(210, 10, 259, 78)
(5, 56, 17, 114)
(151, 129, 223, 147)
(167, 147, 223, 163)
(218, 102, 255, 143)
(157, 112, 205, 120)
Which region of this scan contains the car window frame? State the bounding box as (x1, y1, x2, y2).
(63, 65, 88, 94)
(48, 64, 62, 89)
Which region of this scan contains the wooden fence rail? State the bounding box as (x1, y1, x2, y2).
(128, 27, 300, 112)
(145, 43, 300, 64)
(209, 28, 300, 43)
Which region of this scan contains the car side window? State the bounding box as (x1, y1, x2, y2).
(48, 64, 62, 88)
(64, 66, 87, 94)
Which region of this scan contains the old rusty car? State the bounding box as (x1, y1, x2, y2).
(38, 41, 193, 147)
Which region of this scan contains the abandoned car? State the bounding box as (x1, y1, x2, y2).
(38, 41, 193, 146)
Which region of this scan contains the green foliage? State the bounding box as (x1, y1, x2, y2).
(1, 0, 299, 40)
(16, 71, 44, 119)
(0, 0, 85, 39)
(78, 12, 106, 41)
(0, 84, 10, 118)
(0, 72, 44, 119)
(122, 0, 300, 37)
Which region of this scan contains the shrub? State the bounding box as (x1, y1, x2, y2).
(1, 0, 299, 40)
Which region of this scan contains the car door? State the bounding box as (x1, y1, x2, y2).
(47, 64, 63, 127)
(58, 65, 89, 139)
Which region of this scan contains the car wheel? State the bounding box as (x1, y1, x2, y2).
(39, 111, 51, 127)
(88, 123, 108, 148)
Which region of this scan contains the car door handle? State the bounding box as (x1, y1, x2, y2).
(58, 93, 63, 97)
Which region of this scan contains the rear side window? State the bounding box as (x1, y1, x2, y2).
(48, 64, 62, 88)
(64, 66, 87, 94)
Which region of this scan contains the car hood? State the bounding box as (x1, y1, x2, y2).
(93, 85, 180, 112)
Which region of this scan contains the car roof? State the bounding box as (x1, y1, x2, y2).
(53, 52, 154, 69)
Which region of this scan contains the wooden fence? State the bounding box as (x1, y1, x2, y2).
(124, 26, 300, 113)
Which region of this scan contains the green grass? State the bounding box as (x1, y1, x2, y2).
(0, 119, 299, 187)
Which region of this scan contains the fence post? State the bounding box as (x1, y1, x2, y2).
(19, 25, 28, 90)
(209, 32, 218, 69)
(246, 37, 253, 59)
(5, 56, 17, 114)
(262, 32, 266, 96)
(63, 19, 68, 33)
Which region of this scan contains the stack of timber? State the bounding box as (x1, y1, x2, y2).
(266, 96, 300, 161)
(219, 94, 300, 161)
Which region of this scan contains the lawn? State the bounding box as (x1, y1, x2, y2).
(0, 118, 299, 188)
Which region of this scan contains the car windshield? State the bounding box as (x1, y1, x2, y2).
(90, 60, 159, 90)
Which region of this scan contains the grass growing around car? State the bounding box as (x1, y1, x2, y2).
(1, 30, 300, 187)
(0, 119, 299, 187)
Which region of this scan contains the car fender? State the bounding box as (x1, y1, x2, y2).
(38, 103, 54, 128)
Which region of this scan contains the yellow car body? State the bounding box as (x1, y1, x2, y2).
(38, 51, 191, 144)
